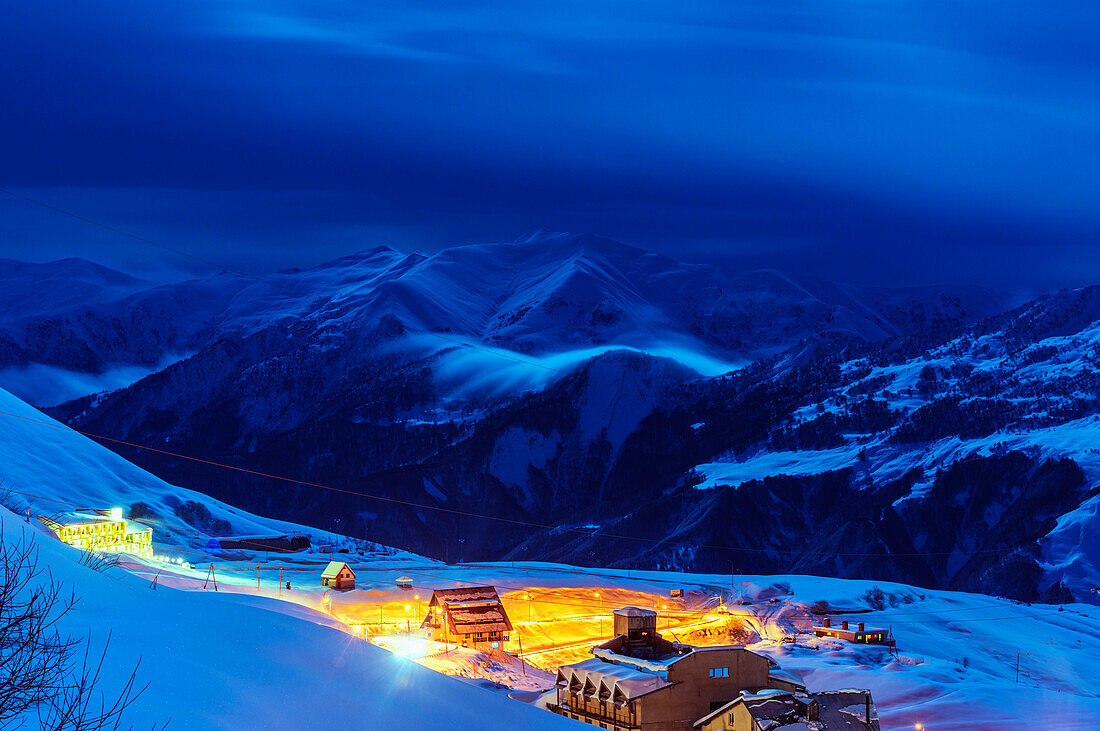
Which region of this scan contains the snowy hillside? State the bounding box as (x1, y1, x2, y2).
(3, 384, 1099, 729)
(0, 385, 576, 729)
(682, 287, 1100, 600)
(10, 235, 1079, 607)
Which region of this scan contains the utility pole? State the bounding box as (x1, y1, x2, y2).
(278, 565, 282, 598)
(256, 564, 260, 592)
(1016, 652, 1020, 683)
(517, 633, 527, 676)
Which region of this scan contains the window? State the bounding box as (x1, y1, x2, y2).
(708, 667, 729, 678)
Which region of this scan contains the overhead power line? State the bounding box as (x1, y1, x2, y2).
(0, 407, 1022, 559)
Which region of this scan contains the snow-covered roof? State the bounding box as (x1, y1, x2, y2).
(592, 642, 750, 672)
(556, 658, 671, 702)
(41, 510, 115, 526)
(767, 667, 806, 689)
(321, 561, 354, 579)
(613, 606, 656, 617)
(428, 585, 500, 605)
(445, 600, 513, 634)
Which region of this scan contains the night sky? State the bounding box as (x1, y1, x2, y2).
(3, 1, 1099, 288)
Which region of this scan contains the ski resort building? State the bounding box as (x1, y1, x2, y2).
(549, 607, 806, 731)
(38, 508, 153, 557)
(812, 618, 894, 646)
(694, 688, 880, 731)
(419, 585, 512, 648)
(321, 561, 356, 590)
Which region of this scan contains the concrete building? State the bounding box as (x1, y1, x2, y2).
(550, 607, 805, 731)
(812, 618, 894, 647)
(420, 586, 512, 648)
(694, 688, 880, 731)
(39, 508, 152, 557)
(321, 561, 356, 590)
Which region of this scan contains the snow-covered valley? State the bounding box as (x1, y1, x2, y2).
(1, 384, 1098, 729)
(0, 238, 1096, 609)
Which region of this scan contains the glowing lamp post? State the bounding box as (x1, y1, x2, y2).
(595, 592, 603, 636)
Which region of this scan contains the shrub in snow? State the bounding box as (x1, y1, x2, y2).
(861, 586, 887, 611)
(0, 531, 156, 730)
(172, 500, 230, 535)
(127, 502, 156, 520)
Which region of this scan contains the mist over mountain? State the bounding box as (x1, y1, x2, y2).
(9, 232, 1096, 604)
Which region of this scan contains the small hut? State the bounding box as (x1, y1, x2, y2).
(321, 561, 356, 590)
(396, 576, 413, 589)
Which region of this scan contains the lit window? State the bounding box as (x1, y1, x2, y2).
(708, 667, 729, 678)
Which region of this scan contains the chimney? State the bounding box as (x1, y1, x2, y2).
(822, 618, 831, 628)
(842, 621, 849, 630)
(858, 622, 865, 632)
(865, 693, 871, 725)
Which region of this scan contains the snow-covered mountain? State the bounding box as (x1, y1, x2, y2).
(0, 384, 578, 729)
(5, 384, 1100, 729)
(0, 232, 1014, 406)
(11, 232, 1074, 604)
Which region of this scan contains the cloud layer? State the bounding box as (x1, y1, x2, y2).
(3, 1, 1099, 286)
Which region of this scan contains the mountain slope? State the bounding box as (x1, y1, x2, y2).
(0, 387, 572, 729)
(4, 234, 1059, 604)
(2, 232, 1016, 407)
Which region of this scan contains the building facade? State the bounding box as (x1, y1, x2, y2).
(550, 607, 805, 731)
(419, 586, 512, 648)
(39, 509, 152, 557)
(694, 688, 880, 731)
(812, 618, 894, 646)
(321, 561, 356, 590)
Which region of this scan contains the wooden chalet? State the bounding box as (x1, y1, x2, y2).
(321, 561, 355, 590)
(419, 585, 512, 648)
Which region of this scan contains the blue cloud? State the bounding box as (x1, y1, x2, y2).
(2, 1, 1099, 287)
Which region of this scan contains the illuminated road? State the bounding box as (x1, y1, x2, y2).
(516, 612, 727, 659)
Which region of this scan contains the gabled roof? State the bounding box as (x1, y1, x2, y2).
(39, 511, 116, 529)
(694, 689, 879, 730)
(321, 561, 354, 579)
(694, 690, 800, 729)
(444, 600, 512, 634)
(427, 586, 500, 606)
(556, 658, 671, 702)
(420, 586, 512, 635)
